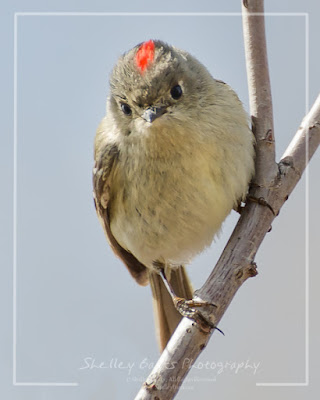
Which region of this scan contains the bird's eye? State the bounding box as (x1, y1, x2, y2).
(121, 103, 132, 116)
(170, 84, 183, 100)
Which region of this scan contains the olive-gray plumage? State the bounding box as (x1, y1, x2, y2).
(93, 40, 255, 351)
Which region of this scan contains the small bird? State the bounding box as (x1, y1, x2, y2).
(93, 40, 255, 351)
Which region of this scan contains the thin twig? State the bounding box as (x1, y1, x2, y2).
(242, 0, 278, 188)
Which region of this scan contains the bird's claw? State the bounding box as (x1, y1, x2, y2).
(173, 297, 224, 335)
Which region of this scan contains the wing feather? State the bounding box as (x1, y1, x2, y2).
(93, 123, 148, 286)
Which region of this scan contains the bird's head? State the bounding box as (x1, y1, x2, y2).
(108, 40, 215, 137)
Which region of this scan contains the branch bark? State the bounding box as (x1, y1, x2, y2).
(242, 0, 278, 186)
(134, 1, 320, 399)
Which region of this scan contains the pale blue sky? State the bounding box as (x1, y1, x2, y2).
(0, 1, 319, 399)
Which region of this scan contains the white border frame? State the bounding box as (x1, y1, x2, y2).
(13, 11, 309, 388)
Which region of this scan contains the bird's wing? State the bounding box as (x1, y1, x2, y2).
(93, 123, 148, 286)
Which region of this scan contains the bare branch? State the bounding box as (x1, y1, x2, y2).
(242, 0, 277, 186)
(242, 0, 279, 208)
(276, 94, 320, 209)
(281, 94, 320, 176)
(133, 2, 320, 399)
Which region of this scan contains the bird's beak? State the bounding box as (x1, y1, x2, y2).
(142, 106, 167, 123)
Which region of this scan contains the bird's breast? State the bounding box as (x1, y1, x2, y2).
(109, 138, 234, 269)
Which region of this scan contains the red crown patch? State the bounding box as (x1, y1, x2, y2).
(135, 40, 155, 73)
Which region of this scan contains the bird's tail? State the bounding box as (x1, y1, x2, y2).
(149, 266, 193, 352)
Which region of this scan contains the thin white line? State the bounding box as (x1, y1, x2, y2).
(13, 10, 310, 389)
(14, 382, 79, 387)
(13, 12, 18, 386)
(14, 11, 308, 17)
(304, 12, 310, 387)
(256, 383, 309, 387)
(256, 13, 310, 388)
(305, 14, 310, 114)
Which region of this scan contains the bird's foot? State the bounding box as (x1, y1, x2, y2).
(173, 296, 224, 335)
(158, 268, 224, 335)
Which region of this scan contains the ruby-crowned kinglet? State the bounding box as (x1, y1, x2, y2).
(93, 40, 255, 351)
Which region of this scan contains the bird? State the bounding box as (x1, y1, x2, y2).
(93, 39, 255, 351)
